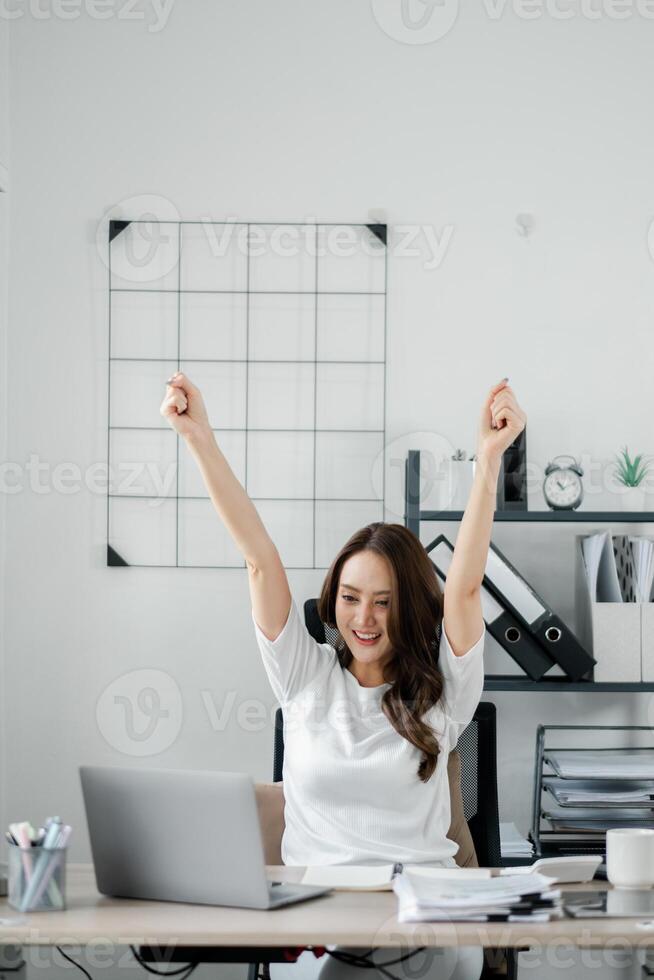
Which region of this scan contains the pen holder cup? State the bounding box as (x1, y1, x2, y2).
(7, 843, 67, 912)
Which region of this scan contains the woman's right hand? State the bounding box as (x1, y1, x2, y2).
(161, 372, 291, 636)
(160, 372, 212, 442)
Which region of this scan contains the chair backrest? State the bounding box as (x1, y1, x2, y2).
(272, 598, 502, 868)
(456, 701, 501, 867)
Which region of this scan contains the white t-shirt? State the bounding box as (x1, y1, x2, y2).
(253, 601, 485, 867)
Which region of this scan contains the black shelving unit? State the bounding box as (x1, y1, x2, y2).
(404, 450, 654, 537)
(484, 677, 654, 692)
(418, 510, 654, 524)
(405, 449, 654, 692)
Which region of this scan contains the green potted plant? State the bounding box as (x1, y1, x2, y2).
(612, 446, 652, 511)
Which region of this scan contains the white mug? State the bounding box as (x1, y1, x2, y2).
(606, 828, 654, 889)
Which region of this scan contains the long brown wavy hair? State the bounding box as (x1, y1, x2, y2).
(318, 522, 445, 782)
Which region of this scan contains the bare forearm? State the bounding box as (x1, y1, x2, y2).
(442, 380, 525, 654)
(447, 453, 500, 595)
(186, 428, 276, 569)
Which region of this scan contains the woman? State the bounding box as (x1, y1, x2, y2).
(160, 373, 526, 980)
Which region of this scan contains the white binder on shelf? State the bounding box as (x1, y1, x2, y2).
(575, 532, 641, 683)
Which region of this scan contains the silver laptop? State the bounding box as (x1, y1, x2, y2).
(79, 765, 330, 910)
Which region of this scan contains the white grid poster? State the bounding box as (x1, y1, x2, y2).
(107, 220, 387, 569)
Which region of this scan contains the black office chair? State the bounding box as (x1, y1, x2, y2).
(274, 703, 501, 867)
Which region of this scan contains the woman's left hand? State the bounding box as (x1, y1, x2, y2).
(476, 378, 527, 461)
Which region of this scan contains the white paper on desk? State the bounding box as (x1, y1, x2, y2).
(396, 871, 557, 908)
(393, 872, 561, 924)
(498, 855, 601, 883)
(395, 907, 561, 923)
(300, 865, 395, 890)
(300, 864, 492, 891)
(581, 532, 622, 602)
(406, 866, 491, 881)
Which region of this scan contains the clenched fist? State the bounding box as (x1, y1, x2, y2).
(160, 372, 212, 442)
(476, 378, 527, 462)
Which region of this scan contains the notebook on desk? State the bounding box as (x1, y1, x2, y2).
(300, 855, 601, 890)
(300, 864, 491, 891)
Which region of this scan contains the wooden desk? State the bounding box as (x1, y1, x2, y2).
(0, 865, 652, 951)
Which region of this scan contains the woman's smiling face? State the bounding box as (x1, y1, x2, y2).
(334, 549, 395, 686)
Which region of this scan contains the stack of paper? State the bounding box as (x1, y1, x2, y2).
(394, 870, 561, 923)
(500, 822, 534, 859)
(546, 778, 654, 807)
(543, 804, 654, 832)
(545, 750, 654, 780)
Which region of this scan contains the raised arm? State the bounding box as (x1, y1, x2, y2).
(444, 379, 527, 656)
(160, 372, 291, 641)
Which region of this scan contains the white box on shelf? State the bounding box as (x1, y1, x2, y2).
(575, 537, 642, 683)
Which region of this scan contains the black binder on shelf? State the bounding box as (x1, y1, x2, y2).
(497, 428, 528, 512)
(483, 541, 596, 682)
(427, 534, 555, 681)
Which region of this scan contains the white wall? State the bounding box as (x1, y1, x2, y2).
(0, 7, 9, 847)
(5, 0, 654, 869)
(0, 9, 7, 175)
